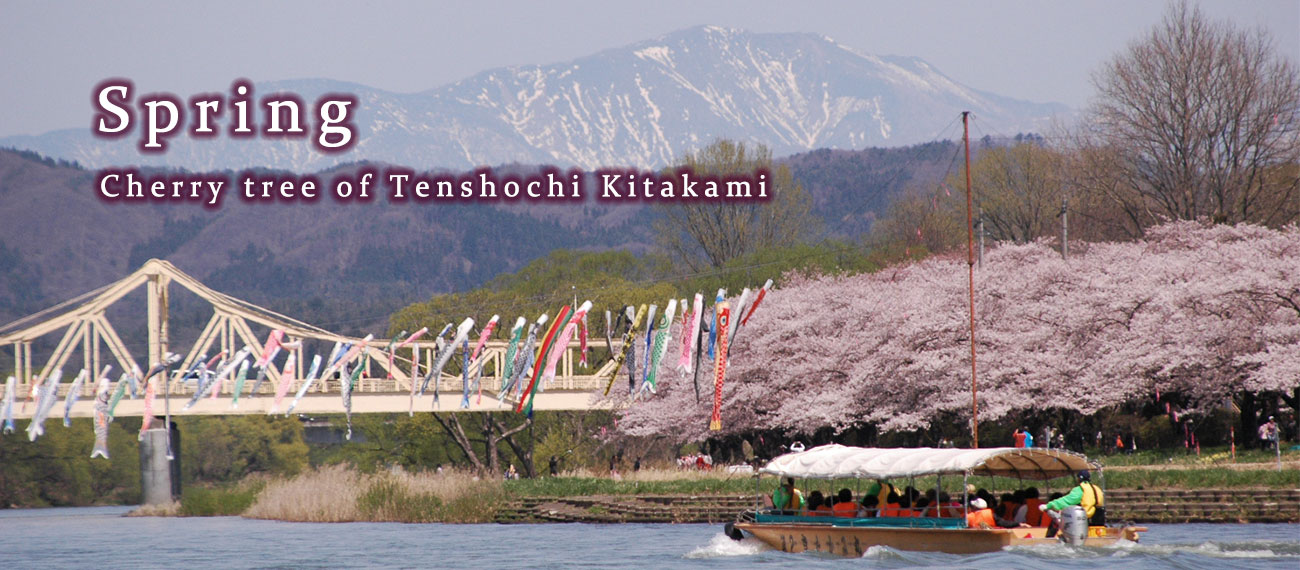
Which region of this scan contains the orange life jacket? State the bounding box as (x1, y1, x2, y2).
(966, 508, 996, 528)
(1024, 498, 1045, 526)
(832, 502, 858, 517)
(1002, 501, 1020, 520)
(882, 502, 903, 517)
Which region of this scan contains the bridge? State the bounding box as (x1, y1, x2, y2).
(2, 259, 626, 420)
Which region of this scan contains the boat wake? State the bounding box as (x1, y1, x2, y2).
(1007, 539, 1300, 561)
(684, 533, 771, 558)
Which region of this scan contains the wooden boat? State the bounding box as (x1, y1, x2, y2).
(727, 444, 1147, 556)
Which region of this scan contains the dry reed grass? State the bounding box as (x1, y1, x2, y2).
(244, 464, 367, 522)
(242, 464, 504, 523)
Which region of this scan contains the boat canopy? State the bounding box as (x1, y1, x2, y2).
(759, 444, 1096, 481)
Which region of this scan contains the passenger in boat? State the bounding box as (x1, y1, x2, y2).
(1000, 492, 1019, 520)
(1017, 487, 1046, 526)
(912, 497, 932, 517)
(1013, 428, 1026, 448)
(881, 491, 903, 516)
(832, 488, 857, 517)
(1041, 470, 1106, 525)
(804, 490, 826, 516)
(866, 479, 896, 507)
(896, 492, 915, 517)
(939, 492, 963, 518)
(966, 498, 1031, 529)
(771, 477, 804, 513)
(857, 495, 879, 517)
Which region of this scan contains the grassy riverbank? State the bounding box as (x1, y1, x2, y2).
(124, 444, 1299, 522)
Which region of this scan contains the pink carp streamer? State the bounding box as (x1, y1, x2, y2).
(678, 293, 704, 374)
(395, 327, 428, 381)
(541, 301, 591, 387)
(742, 279, 773, 325)
(578, 312, 590, 367)
(470, 315, 500, 404)
(269, 356, 298, 415)
(256, 330, 286, 367)
(138, 377, 155, 440)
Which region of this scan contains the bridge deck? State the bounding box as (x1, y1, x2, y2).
(7, 375, 625, 419)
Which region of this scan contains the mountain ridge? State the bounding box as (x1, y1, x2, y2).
(0, 26, 1066, 173)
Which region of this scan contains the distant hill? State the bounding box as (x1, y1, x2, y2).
(0, 26, 1066, 172)
(0, 150, 649, 334)
(0, 136, 985, 336)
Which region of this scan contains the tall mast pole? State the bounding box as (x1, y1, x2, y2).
(963, 111, 978, 448)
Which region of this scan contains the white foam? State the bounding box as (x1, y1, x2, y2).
(684, 533, 770, 558)
(860, 544, 906, 560)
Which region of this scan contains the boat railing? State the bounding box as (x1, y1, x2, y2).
(755, 512, 967, 529)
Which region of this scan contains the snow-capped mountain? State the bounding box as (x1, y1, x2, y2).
(2, 26, 1067, 171)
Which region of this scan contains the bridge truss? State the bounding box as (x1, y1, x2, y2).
(1, 259, 621, 418)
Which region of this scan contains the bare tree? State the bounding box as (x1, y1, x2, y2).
(654, 140, 818, 271)
(1081, 0, 1300, 230)
(968, 143, 1066, 244)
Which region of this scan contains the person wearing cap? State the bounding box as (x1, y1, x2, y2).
(771, 477, 804, 513)
(965, 497, 1028, 529)
(1041, 469, 1106, 525)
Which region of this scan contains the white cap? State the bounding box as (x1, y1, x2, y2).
(971, 498, 987, 510)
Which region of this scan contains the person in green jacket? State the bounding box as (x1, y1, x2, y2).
(1040, 470, 1106, 525)
(772, 477, 804, 513)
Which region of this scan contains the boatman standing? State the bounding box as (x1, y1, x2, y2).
(1041, 470, 1106, 525)
(772, 477, 804, 513)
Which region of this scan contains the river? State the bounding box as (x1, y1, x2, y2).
(1, 506, 1297, 568)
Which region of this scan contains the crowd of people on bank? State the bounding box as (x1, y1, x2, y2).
(768, 470, 1105, 530)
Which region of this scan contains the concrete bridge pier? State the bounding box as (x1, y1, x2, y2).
(139, 422, 182, 505)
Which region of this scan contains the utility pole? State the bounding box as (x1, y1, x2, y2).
(1059, 197, 1068, 261)
(963, 111, 978, 448)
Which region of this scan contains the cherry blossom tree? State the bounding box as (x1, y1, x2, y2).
(617, 220, 1300, 442)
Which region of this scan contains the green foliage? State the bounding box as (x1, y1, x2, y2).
(0, 417, 141, 508)
(533, 412, 612, 473)
(357, 476, 444, 522)
(179, 479, 265, 516)
(1105, 468, 1300, 489)
(355, 472, 503, 523)
(310, 414, 468, 472)
(178, 416, 308, 484)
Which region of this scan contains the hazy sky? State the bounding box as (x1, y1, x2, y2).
(1, 0, 1296, 138)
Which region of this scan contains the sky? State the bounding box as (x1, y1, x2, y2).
(1, 0, 1296, 138)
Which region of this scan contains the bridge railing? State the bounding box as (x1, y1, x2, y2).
(8, 339, 624, 404)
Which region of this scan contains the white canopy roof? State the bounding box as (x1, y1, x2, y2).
(759, 444, 1095, 481)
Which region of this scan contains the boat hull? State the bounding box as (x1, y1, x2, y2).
(734, 522, 1145, 556)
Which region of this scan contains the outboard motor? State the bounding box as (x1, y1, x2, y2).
(1060, 506, 1089, 545)
(724, 522, 744, 541)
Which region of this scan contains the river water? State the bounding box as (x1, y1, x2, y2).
(1, 506, 1297, 569)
